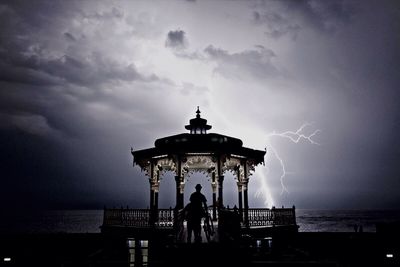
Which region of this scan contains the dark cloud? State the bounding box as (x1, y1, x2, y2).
(0, 27, 151, 89)
(289, 0, 356, 32)
(0, 1, 181, 210)
(64, 32, 77, 42)
(81, 6, 124, 21)
(0, 1, 166, 113)
(169, 38, 281, 80)
(204, 45, 281, 80)
(166, 29, 281, 80)
(3, 113, 60, 137)
(165, 30, 188, 50)
(44, 54, 146, 86)
(253, 11, 301, 39)
(5, 54, 142, 87)
(253, 0, 356, 38)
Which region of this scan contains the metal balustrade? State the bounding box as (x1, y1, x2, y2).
(103, 207, 296, 228)
(103, 208, 174, 228)
(247, 207, 296, 227)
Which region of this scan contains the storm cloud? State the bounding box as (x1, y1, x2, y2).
(165, 30, 188, 50)
(0, 0, 399, 211)
(203, 45, 281, 80)
(252, 0, 356, 38)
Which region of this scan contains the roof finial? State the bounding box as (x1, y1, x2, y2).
(196, 106, 201, 118)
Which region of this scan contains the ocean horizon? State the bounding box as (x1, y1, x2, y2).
(1, 209, 399, 234)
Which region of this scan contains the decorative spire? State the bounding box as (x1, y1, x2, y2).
(185, 107, 212, 134)
(196, 106, 201, 118)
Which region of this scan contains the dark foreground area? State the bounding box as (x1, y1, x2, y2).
(0, 231, 399, 267)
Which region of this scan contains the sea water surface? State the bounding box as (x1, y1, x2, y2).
(0, 210, 103, 234)
(1, 209, 399, 234)
(296, 209, 400, 232)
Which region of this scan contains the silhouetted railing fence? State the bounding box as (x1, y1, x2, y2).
(103, 208, 174, 228)
(103, 207, 296, 228)
(247, 207, 296, 227)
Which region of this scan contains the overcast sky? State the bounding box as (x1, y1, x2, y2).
(1, 0, 399, 211)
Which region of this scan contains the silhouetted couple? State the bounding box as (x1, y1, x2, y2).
(185, 184, 207, 243)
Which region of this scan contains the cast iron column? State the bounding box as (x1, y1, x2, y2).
(211, 172, 217, 220)
(243, 181, 249, 226)
(243, 161, 249, 226)
(218, 175, 224, 207)
(236, 165, 243, 220)
(237, 182, 243, 221)
(175, 176, 184, 209)
(217, 156, 224, 207)
(175, 158, 184, 209)
(149, 161, 155, 224)
(149, 181, 155, 211)
(154, 169, 160, 221)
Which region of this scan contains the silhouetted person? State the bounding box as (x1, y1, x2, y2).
(186, 184, 207, 243)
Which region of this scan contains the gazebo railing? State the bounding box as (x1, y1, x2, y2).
(247, 207, 296, 227)
(103, 207, 296, 228)
(103, 208, 175, 228)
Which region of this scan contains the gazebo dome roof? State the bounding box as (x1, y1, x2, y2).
(154, 133, 243, 152)
(131, 108, 266, 167)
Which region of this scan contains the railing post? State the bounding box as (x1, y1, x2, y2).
(272, 206, 275, 227)
(103, 207, 107, 226)
(292, 205, 296, 225)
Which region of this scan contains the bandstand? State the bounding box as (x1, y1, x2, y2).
(102, 108, 297, 241)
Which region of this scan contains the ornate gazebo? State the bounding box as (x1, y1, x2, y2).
(102, 108, 297, 239)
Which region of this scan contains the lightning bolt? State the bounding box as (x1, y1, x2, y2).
(256, 123, 321, 202)
(268, 123, 321, 146)
(254, 169, 275, 207)
(268, 144, 290, 194)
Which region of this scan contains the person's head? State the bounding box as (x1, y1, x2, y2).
(195, 184, 202, 191)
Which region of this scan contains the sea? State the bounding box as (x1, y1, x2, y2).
(1, 209, 399, 234)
